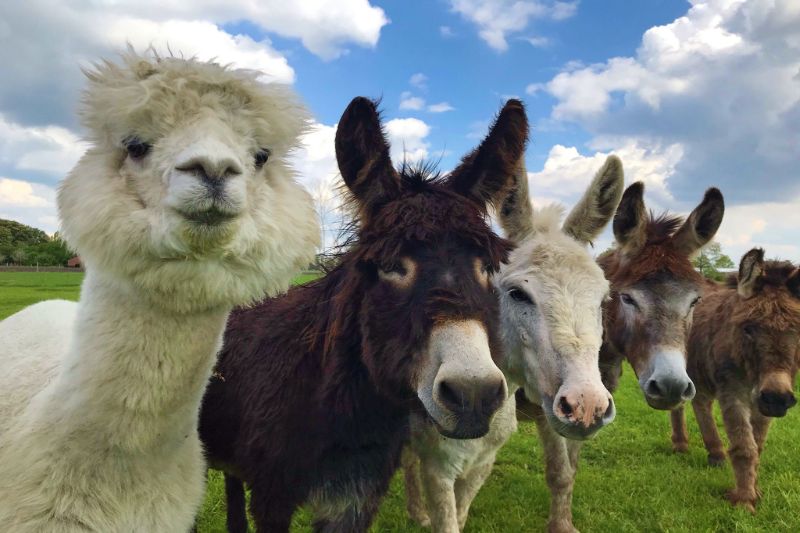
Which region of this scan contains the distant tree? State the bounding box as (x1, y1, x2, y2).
(693, 242, 735, 281)
(11, 248, 27, 265)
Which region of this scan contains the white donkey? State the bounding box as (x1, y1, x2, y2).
(404, 156, 624, 533)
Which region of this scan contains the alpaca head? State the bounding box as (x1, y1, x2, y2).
(58, 51, 320, 312)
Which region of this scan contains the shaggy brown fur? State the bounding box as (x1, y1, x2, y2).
(598, 183, 724, 407)
(198, 97, 528, 532)
(671, 249, 800, 512)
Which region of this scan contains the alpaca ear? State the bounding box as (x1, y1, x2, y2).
(737, 248, 765, 299)
(448, 99, 528, 209)
(563, 155, 625, 245)
(613, 182, 648, 256)
(671, 188, 725, 258)
(786, 268, 800, 300)
(335, 97, 401, 211)
(497, 160, 535, 243)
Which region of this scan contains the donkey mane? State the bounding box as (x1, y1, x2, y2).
(305, 173, 513, 358)
(645, 211, 685, 244)
(725, 260, 796, 290)
(722, 259, 800, 331)
(599, 210, 700, 285)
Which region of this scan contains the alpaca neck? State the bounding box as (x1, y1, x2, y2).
(41, 269, 229, 452)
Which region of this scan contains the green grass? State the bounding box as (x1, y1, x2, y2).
(3, 272, 800, 531)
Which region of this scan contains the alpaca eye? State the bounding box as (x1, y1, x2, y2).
(508, 288, 533, 305)
(254, 149, 270, 168)
(123, 136, 151, 160)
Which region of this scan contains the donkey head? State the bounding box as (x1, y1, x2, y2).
(496, 156, 624, 439)
(334, 97, 528, 438)
(732, 248, 800, 417)
(601, 183, 725, 410)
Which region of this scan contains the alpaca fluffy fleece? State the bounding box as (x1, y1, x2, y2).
(0, 50, 319, 532)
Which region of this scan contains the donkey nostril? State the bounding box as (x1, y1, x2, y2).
(645, 379, 663, 398)
(558, 396, 573, 417)
(438, 381, 463, 411)
(682, 381, 696, 400)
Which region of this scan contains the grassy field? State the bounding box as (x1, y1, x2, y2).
(2, 272, 799, 531)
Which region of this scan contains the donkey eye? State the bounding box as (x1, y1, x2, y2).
(620, 293, 638, 308)
(743, 324, 758, 337)
(690, 296, 701, 308)
(508, 288, 533, 305)
(254, 148, 271, 168)
(123, 136, 151, 160)
(380, 263, 407, 276)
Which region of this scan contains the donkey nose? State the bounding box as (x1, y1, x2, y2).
(176, 156, 243, 183)
(436, 376, 506, 417)
(758, 391, 797, 417)
(554, 389, 614, 429)
(645, 376, 695, 405)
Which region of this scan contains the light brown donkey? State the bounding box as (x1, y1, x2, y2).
(598, 183, 725, 409)
(670, 248, 800, 512)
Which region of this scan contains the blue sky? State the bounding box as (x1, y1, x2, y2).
(0, 0, 798, 261)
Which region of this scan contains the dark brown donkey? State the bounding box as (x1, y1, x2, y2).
(598, 182, 725, 409)
(198, 97, 528, 532)
(671, 248, 800, 512)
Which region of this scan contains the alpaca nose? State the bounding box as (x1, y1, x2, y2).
(176, 156, 243, 184)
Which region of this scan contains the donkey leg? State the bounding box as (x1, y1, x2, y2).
(454, 461, 494, 530)
(670, 406, 690, 453)
(419, 467, 459, 533)
(692, 395, 726, 466)
(224, 473, 249, 533)
(750, 409, 772, 456)
(532, 404, 579, 533)
(249, 485, 295, 533)
(749, 409, 772, 498)
(402, 448, 431, 527)
(718, 392, 759, 512)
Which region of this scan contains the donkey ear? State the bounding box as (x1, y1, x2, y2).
(786, 268, 800, 300)
(671, 188, 725, 257)
(563, 155, 625, 245)
(497, 160, 534, 243)
(737, 248, 765, 298)
(613, 182, 648, 256)
(335, 97, 401, 210)
(448, 99, 528, 208)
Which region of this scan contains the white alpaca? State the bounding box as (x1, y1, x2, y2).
(0, 51, 319, 532)
(404, 156, 624, 533)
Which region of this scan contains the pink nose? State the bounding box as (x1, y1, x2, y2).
(554, 388, 615, 428)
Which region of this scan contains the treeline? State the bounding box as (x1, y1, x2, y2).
(0, 219, 74, 267)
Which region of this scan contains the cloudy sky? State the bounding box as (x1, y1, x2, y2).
(0, 0, 797, 261)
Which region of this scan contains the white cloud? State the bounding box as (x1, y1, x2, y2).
(521, 36, 551, 48)
(409, 73, 428, 89)
(0, 115, 88, 179)
(529, 141, 683, 207)
(532, 0, 800, 260)
(449, 0, 577, 51)
(0, 178, 59, 234)
(0, 1, 388, 128)
(399, 92, 426, 111)
(104, 19, 295, 84)
(428, 102, 455, 113)
(385, 118, 431, 163)
(440, 26, 456, 38)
